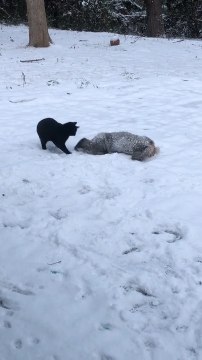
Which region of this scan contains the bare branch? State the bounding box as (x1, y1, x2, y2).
(9, 98, 36, 103)
(0, 7, 11, 18)
(20, 58, 45, 63)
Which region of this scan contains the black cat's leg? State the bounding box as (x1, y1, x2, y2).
(40, 138, 47, 150)
(55, 143, 72, 154)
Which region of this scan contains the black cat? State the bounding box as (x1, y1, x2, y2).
(37, 118, 79, 154)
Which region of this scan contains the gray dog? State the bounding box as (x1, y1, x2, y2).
(75, 132, 158, 161)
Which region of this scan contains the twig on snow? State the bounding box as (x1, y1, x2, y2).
(22, 72, 26, 86)
(20, 58, 45, 63)
(173, 39, 185, 43)
(9, 98, 36, 103)
(47, 261, 62, 266)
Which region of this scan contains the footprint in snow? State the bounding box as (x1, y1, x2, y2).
(13, 337, 40, 350)
(152, 225, 184, 243)
(0, 296, 19, 310)
(121, 281, 154, 297)
(142, 178, 154, 184)
(101, 354, 116, 360)
(99, 323, 114, 331)
(28, 337, 40, 345)
(78, 185, 91, 194)
(129, 303, 146, 313)
(187, 347, 198, 359)
(6, 310, 15, 317)
(2, 218, 30, 230)
(194, 257, 202, 264)
(144, 337, 157, 349)
(11, 285, 34, 296)
(3, 320, 12, 328)
(49, 208, 68, 220)
(0, 281, 35, 296)
(121, 281, 136, 293)
(14, 339, 23, 349)
(51, 355, 61, 360)
(22, 178, 30, 184)
(122, 246, 139, 255)
(136, 286, 154, 297)
(100, 188, 121, 200)
(176, 325, 188, 333)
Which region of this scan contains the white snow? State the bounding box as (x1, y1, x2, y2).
(0, 25, 202, 360)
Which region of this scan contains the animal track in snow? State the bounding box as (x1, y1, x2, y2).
(14, 338, 23, 349)
(49, 208, 68, 220)
(13, 336, 40, 351)
(122, 246, 139, 255)
(142, 178, 155, 184)
(101, 354, 116, 360)
(3, 320, 12, 328)
(0, 296, 19, 310)
(100, 188, 121, 200)
(27, 337, 40, 345)
(11, 285, 34, 296)
(187, 347, 198, 358)
(22, 178, 30, 184)
(0, 281, 35, 296)
(6, 310, 15, 317)
(51, 355, 61, 360)
(121, 280, 154, 298)
(121, 281, 136, 294)
(78, 185, 91, 194)
(3, 222, 27, 230)
(99, 323, 114, 331)
(129, 302, 146, 313)
(152, 225, 184, 243)
(194, 257, 202, 264)
(121, 71, 140, 81)
(136, 286, 154, 297)
(144, 338, 157, 349)
(176, 325, 188, 333)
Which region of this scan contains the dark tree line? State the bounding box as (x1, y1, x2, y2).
(165, 0, 202, 38)
(0, 0, 201, 38)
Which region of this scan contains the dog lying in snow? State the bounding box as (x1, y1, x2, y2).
(75, 132, 158, 161)
(37, 118, 79, 154)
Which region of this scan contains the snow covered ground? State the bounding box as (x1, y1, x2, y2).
(0, 24, 202, 360)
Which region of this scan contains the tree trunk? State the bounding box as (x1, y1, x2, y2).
(144, 0, 165, 37)
(26, 0, 52, 47)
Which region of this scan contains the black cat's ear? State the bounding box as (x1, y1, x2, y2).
(73, 122, 77, 124)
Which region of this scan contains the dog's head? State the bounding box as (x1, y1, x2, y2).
(63, 122, 79, 136)
(74, 138, 90, 151)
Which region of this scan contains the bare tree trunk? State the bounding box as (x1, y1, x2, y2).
(144, 0, 165, 37)
(26, 0, 52, 47)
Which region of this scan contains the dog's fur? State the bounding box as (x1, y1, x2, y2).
(75, 132, 158, 161)
(37, 118, 79, 154)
